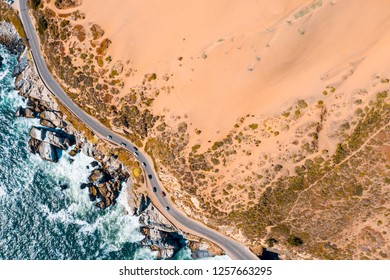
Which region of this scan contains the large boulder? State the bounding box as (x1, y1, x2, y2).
(29, 126, 74, 150)
(28, 138, 40, 154)
(40, 110, 67, 129)
(37, 142, 59, 162)
(28, 139, 59, 162)
(14, 106, 38, 118)
(88, 184, 98, 201)
(40, 119, 56, 128)
(24, 107, 37, 118)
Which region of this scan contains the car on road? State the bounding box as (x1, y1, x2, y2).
(133, 146, 138, 151)
(120, 142, 127, 147)
(152, 187, 157, 193)
(142, 162, 147, 167)
(165, 206, 170, 211)
(133, 151, 139, 157)
(161, 191, 166, 197)
(148, 174, 152, 179)
(107, 135, 112, 140)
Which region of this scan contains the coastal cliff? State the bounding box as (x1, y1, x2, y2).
(0, 6, 220, 259)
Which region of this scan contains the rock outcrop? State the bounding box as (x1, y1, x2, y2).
(29, 126, 75, 150)
(86, 168, 124, 209)
(0, 22, 24, 55)
(27, 126, 74, 163)
(39, 110, 67, 129)
(141, 227, 186, 259)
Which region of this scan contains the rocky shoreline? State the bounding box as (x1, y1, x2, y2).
(0, 16, 221, 259)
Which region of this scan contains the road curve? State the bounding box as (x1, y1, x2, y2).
(18, 0, 259, 260)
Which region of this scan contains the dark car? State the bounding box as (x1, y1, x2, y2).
(152, 187, 157, 193)
(161, 191, 166, 197)
(148, 174, 152, 179)
(120, 142, 127, 147)
(107, 135, 112, 140)
(165, 206, 170, 211)
(133, 146, 138, 151)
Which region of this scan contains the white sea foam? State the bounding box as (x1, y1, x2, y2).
(0, 69, 8, 80)
(33, 150, 154, 257)
(0, 183, 5, 198)
(133, 247, 158, 260)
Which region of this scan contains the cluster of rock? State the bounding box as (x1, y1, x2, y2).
(84, 166, 126, 209)
(13, 55, 129, 210)
(28, 126, 74, 162)
(127, 185, 220, 259)
(12, 49, 75, 163)
(0, 22, 24, 55)
(127, 186, 185, 258)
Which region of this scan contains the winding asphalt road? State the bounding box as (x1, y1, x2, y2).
(18, 0, 258, 260)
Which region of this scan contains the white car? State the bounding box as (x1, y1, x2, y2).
(133, 151, 139, 157)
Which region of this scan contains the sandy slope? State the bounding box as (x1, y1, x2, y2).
(75, 0, 390, 146)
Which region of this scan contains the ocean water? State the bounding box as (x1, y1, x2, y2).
(0, 44, 159, 260)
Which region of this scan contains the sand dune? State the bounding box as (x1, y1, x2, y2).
(74, 0, 390, 144)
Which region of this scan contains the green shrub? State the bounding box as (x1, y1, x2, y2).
(37, 16, 48, 35)
(287, 236, 304, 246)
(31, 0, 42, 10)
(147, 73, 157, 82)
(191, 144, 200, 153)
(377, 91, 388, 99)
(212, 141, 224, 150)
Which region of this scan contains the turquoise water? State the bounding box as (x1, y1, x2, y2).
(0, 44, 158, 260)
